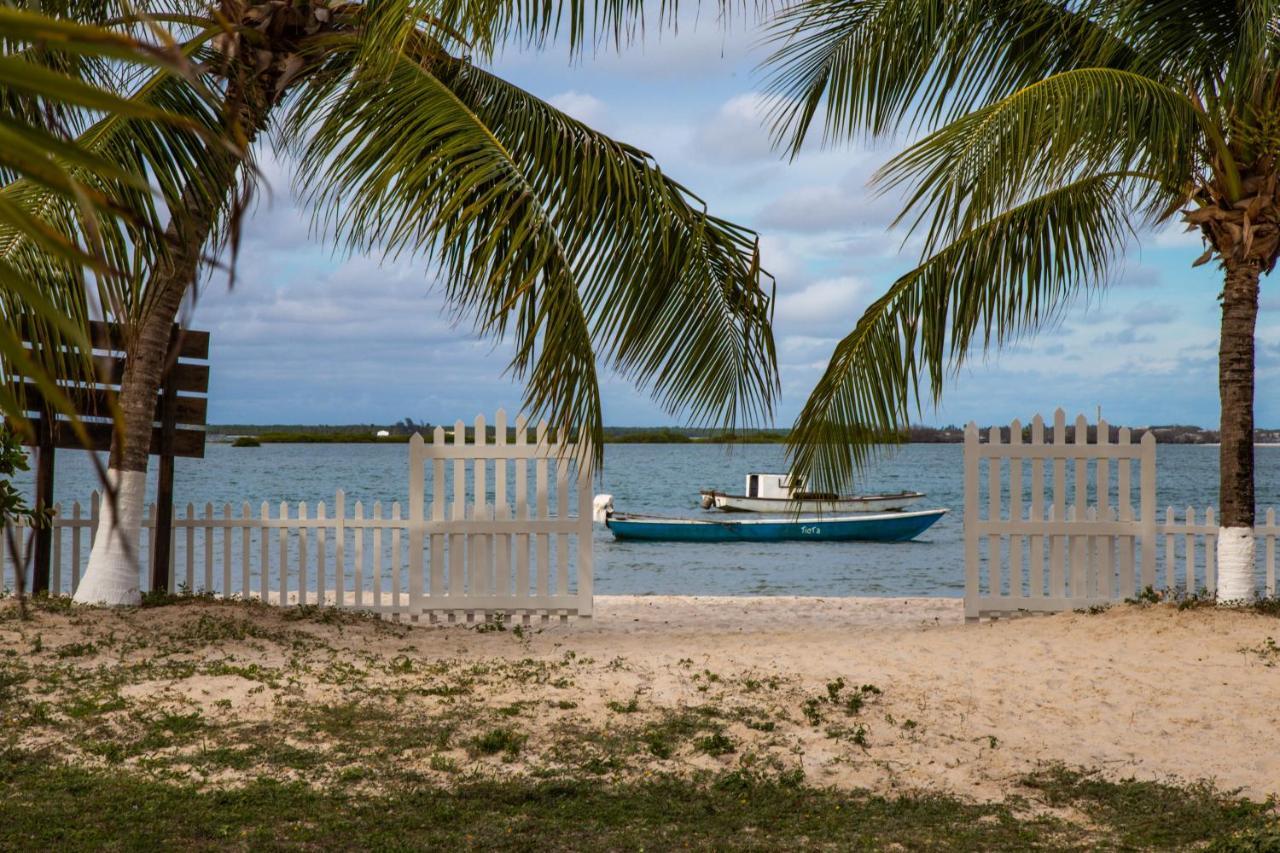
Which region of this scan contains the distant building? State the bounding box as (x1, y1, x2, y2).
(376, 429, 390, 438)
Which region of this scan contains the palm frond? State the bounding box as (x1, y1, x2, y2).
(286, 36, 777, 458)
(0, 10, 224, 437)
(786, 174, 1134, 492)
(760, 0, 1151, 154)
(876, 67, 1198, 251)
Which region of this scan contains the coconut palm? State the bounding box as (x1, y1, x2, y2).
(9, 0, 778, 604)
(764, 0, 1277, 601)
(0, 6, 204, 436)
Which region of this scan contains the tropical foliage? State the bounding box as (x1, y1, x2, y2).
(0, 6, 205, 440)
(1, 0, 778, 603)
(765, 0, 1274, 551)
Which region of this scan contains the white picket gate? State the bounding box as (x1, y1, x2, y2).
(966, 410, 1279, 621)
(1, 411, 594, 623)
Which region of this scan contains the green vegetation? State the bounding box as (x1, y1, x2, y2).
(1, 750, 1276, 851)
(254, 432, 409, 444)
(4, 595, 1279, 849)
(230, 436, 261, 447)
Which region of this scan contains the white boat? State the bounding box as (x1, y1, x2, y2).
(699, 473, 925, 514)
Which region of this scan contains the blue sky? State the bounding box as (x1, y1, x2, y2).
(193, 12, 1280, 429)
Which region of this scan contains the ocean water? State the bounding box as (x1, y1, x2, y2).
(9, 442, 1280, 597)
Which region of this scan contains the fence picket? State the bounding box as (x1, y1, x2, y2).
(1267, 509, 1276, 597)
(391, 501, 402, 613)
(71, 500, 82, 591)
(298, 502, 309, 606)
(278, 501, 289, 605)
(1096, 419, 1111, 600)
(222, 503, 233, 597)
(1184, 506, 1196, 593)
(1071, 414, 1089, 598)
(260, 502, 270, 603)
(431, 426, 446, 606)
(986, 426, 1002, 599)
(1051, 410, 1067, 600)
(242, 502, 252, 599)
(334, 491, 345, 607)
(495, 410, 510, 602)
(963, 423, 980, 621)
(372, 501, 383, 608)
(535, 420, 550, 619)
(515, 416, 530, 611)
(451, 419, 466, 621)
(317, 501, 327, 606)
(1008, 420, 1023, 600)
(1117, 428, 1134, 597)
(473, 414, 489, 601)
(1029, 416, 1045, 600)
(354, 500, 365, 608)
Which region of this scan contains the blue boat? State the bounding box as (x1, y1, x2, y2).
(602, 508, 947, 543)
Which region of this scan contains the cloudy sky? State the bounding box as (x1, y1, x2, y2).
(192, 11, 1280, 429)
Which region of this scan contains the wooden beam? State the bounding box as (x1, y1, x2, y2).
(17, 382, 208, 427)
(85, 321, 209, 360)
(9, 418, 206, 458)
(90, 357, 209, 395)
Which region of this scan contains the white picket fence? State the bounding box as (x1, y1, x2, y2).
(1, 411, 594, 623)
(966, 411, 1279, 621)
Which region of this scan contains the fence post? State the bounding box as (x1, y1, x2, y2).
(334, 490, 345, 609)
(577, 441, 594, 618)
(963, 422, 979, 622)
(407, 433, 425, 616)
(1139, 430, 1157, 589)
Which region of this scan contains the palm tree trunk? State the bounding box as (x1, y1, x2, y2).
(1215, 258, 1260, 604)
(74, 84, 272, 605)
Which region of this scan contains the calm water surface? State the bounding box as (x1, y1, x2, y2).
(12, 443, 1280, 597)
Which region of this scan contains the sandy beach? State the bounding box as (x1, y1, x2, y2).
(5, 593, 1279, 806)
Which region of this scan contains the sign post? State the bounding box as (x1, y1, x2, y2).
(11, 322, 210, 594)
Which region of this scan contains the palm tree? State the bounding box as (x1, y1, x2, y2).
(0, 6, 203, 436)
(9, 0, 778, 604)
(765, 0, 1273, 601)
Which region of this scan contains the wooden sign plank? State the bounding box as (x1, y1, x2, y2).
(18, 382, 208, 426)
(85, 322, 209, 360)
(90, 357, 209, 395)
(18, 320, 210, 361)
(10, 417, 206, 457)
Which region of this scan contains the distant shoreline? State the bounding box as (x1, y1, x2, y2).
(206, 426, 1280, 446)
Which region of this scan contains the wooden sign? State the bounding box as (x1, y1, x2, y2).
(8, 321, 210, 594)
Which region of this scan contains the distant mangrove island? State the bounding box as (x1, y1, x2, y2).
(209, 421, 1280, 446)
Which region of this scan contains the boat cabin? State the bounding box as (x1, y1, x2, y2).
(744, 473, 804, 499)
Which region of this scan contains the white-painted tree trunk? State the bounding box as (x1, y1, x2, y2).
(73, 469, 146, 606)
(1216, 527, 1256, 604)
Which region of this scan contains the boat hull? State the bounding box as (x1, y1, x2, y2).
(703, 491, 925, 514)
(605, 509, 947, 543)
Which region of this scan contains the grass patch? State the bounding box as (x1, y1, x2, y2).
(1, 749, 1277, 850)
(469, 727, 526, 759)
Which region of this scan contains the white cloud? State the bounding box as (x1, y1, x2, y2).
(1150, 221, 1205, 250)
(689, 92, 779, 164)
(549, 90, 608, 127)
(775, 276, 870, 329)
(1123, 301, 1179, 327)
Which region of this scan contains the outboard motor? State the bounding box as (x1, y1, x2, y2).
(592, 494, 614, 523)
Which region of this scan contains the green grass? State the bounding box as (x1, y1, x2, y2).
(0, 749, 1275, 850)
